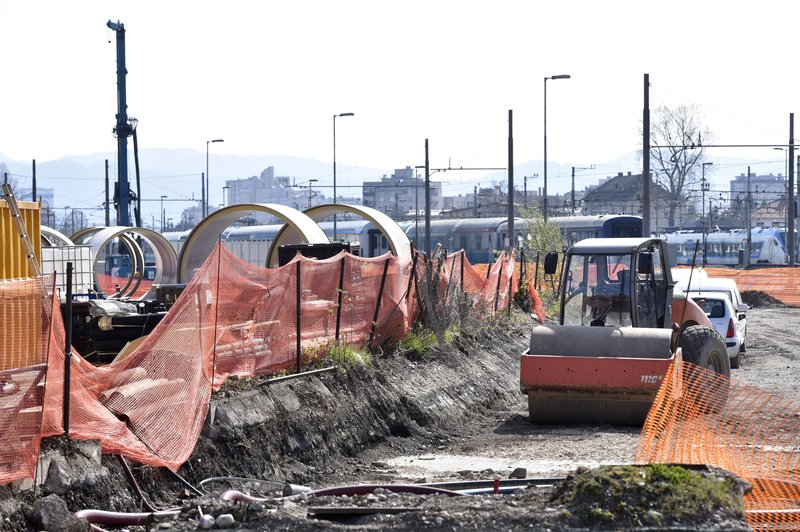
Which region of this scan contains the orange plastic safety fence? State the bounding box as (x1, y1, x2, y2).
(703, 267, 800, 308)
(420, 250, 517, 317)
(3, 244, 519, 480)
(0, 276, 54, 484)
(637, 361, 800, 529)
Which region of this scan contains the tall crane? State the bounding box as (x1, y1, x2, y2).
(106, 20, 139, 227)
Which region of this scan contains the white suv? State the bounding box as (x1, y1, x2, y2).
(688, 291, 746, 369)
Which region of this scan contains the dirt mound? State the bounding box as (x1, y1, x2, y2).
(741, 290, 786, 308)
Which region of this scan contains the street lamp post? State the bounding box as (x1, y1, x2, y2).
(206, 138, 224, 218)
(701, 162, 713, 266)
(63, 206, 70, 234)
(160, 195, 167, 232)
(543, 74, 570, 222)
(333, 112, 354, 240)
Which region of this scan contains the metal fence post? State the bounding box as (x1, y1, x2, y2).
(368, 258, 391, 348)
(493, 258, 504, 314)
(335, 255, 346, 342)
(296, 260, 302, 372)
(63, 262, 73, 435)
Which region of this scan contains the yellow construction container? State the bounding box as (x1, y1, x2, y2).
(0, 198, 42, 279)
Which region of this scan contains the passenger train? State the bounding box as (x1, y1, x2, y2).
(549, 215, 643, 246)
(163, 214, 644, 266)
(663, 227, 792, 266)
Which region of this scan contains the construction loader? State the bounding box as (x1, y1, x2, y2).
(520, 237, 729, 425)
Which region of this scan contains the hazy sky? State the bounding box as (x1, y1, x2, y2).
(1, 1, 797, 197)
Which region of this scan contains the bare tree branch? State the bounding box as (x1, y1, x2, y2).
(648, 104, 713, 227)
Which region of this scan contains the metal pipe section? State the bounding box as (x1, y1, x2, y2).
(73, 509, 180, 526)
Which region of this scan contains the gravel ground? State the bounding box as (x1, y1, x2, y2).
(730, 305, 800, 402)
(5, 304, 794, 531)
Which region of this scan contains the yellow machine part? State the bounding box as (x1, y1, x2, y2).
(0, 198, 42, 279)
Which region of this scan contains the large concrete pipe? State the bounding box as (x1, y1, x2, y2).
(75, 227, 179, 300)
(177, 204, 329, 282)
(267, 204, 412, 268)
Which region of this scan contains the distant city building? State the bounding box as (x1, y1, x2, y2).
(362, 166, 441, 218)
(224, 166, 324, 224)
(730, 173, 786, 213)
(581, 172, 675, 230)
(17, 187, 55, 227)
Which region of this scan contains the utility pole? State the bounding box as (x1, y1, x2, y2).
(425, 139, 431, 257)
(31, 160, 36, 201)
(746, 166, 752, 267)
(642, 73, 651, 236)
(570, 165, 594, 215)
(701, 162, 713, 266)
(789, 113, 795, 265)
(104, 160, 110, 226)
(507, 110, 514, 252)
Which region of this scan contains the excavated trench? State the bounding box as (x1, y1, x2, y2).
(1, 313, 534, 529)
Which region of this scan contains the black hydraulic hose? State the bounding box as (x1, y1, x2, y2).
(166, 468, 205, 497)
(116, 455, 158, 513)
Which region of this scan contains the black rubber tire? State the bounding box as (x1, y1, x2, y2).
(680, 325, 731, 412)
(730, 352, 740, 369)
(680, 325, 731, 377)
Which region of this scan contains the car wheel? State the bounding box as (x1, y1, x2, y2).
(730, 352, 740, 369)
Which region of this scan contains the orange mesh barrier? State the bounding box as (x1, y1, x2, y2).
(637, 361, 800, 529)
(0, 276, 53, 484)
(0, 244, 516, 477)
(429, 251, 517, 315)
(703, 267, 800, 307)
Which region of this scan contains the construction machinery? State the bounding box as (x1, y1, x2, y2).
(520, 237, 729, 425)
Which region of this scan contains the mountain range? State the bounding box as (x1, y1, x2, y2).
(0, 148, 783, 228)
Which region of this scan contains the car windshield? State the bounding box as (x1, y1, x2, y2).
(562, 253, 633, 327)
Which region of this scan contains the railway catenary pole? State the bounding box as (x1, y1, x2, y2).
(746, 166, 752, 268)
(31, 160, 36, 201)
(789, 113, 795, 265)
(508, 110, 514, 253)
(425, 139, 431, 257)
(642, 73, 651, 236)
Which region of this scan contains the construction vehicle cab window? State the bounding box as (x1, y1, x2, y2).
(560, 239, 667, 329)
